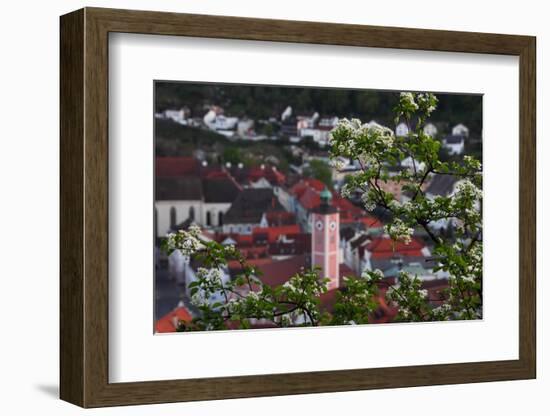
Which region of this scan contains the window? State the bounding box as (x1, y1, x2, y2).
(218, 211, 223, 226)
(206, 211, 211, 226)
(170, 206, 176, 228)
(189, 206, 195, 221)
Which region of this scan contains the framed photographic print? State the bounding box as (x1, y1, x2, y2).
(60, 7, 536, 408)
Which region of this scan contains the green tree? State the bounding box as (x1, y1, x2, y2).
(222, 147, 241, 165)
(303, 159, 333, 189)
(261, 123, 274, 137)
(162, 92, 482, 330)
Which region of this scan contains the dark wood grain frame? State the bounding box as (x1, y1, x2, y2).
(60, 7, 536, 408)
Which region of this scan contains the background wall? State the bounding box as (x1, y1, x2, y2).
(0, 0, 546, 414)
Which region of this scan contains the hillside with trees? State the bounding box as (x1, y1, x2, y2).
(155, 82, 483, 138)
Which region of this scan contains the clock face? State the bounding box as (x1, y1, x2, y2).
(329, 221, 337, 231)
(315, 220, 324, 231)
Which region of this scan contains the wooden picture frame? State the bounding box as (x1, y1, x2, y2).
(60, 7, 536, 408)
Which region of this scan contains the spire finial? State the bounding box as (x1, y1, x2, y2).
(320, 187, 332, 207)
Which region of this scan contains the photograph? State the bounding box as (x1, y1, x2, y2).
(153, 82, 483, 333)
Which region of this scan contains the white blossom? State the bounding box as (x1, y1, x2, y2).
(191, 291, 209, 307)
(361, 192, 376, 211)
(463, 155, 482, 170)
(165, 233, 177, 251)
(361, 268, 384, 281)
(367, 122, 395, 147)
(461, 274, 476, 284)
(432, 303, 452, 315)
(174, 226, 203, 256)
(400, 92, 419, 110)
(388, 199, 402, 210)
(197, 267, 224, 286)
(224, 244, 236, 254)
(357, 152, 377, 167)
(187, 224, 201, 237)
(453, 179, 482, 202)
(246, 291, 260, 301)
(340, 183, 352, 198)
(330, 158, 345, 170)
(416, 93, 436, 115)
(386, 219, 414, 244)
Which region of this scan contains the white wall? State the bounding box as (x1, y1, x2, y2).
(155, 200, 231, 237)
(155, 200, 202, 237)
(0, 0, 546, 415)
(203, 202, 231, 227)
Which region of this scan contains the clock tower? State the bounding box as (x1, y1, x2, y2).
(311, 187, 340, 290)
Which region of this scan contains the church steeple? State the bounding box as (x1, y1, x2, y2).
(316, 187, 337, 214)
(311, 187, 340, 290)
(320, 187, 332, 206)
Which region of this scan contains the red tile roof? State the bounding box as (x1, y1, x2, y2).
(298, 187, 321, 210)
(227, 257, 274, 270)
(256, 254, 307, 288)
(339, 263, 355, 278)
(367, 236, 425, 259)
(370, 289, 399, 323)
(252, 224, 301, 244)
(319, 288, 339, 312)
(268, 233, 311, 256)
(156, 157, 199, 177)
(319, 284, 398, 323)
(247, 166, 286, 186)
(332, 196, 358, 212)
(290, 178, 326, 198)
(217, 233, 254, 245)
(257, 255, 355, 291)
(421, 279, 449, 306)
(204, 170, 230, 179)
(240, 245, 270, 257)
(292, 180, 383, 226)
(357, 216, 383, 228)
(265, 211, 296, 226)
(199, 165, 225, 178)
(155, 306, 193, 333)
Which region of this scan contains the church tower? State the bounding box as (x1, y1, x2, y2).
(311, 188, 340, 290)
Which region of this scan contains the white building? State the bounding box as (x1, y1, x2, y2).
(423, 122, 438, 137)
(281, 105, 292, 121)
(299, 127, 331, 146)
(203, 108, 239, 132)
(237, 119, 254, 136)
(395, 122, 409, 137)
(452, 123, 469, 137)
(343, 233, 371, 275)
(213, 115, 239, 130)
(442, 135, 465, 155)
(155, 176, 241, 238)
(318, 116, 339, 129)
(163, 107, 190, 124)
